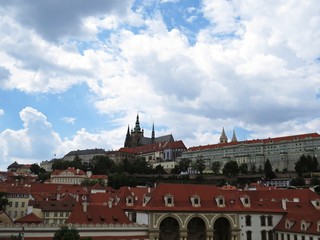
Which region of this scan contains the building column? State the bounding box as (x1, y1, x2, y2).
(206, 230, 214, 240)
(180, 229, 188, 240)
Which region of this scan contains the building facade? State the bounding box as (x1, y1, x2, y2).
(181, 132, 320, 172)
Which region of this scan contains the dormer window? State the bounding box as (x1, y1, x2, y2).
(126, 196, 134, 206)
(311, 199, 320, 210)
(301, 221, 306, 230)
(143, 195, 151, 207)
(240, 195, 251, 207)
(285, 219, 295, 229)
(215, 196, 225, 207)
(317, 221, 320, 232)
(190, 195, 201, 207)
(300, 220, 310, 231)
(164, 194, 174, 207)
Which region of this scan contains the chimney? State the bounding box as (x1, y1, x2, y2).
(82, 201, 88, 213)
(281, 199, 287, 210)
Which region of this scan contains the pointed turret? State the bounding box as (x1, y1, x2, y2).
(124, 125, 132, 147)
(231, 129, 237, 142)
(134, 114, 141, 132)
(220, 127, 228, 143)
(151, 123, 155, 143)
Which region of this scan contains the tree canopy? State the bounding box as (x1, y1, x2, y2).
(295, 155, 318, 177)
(264, 159, 276, 179)
(222, 161, 239, 176)
(53, 226, 80, 240)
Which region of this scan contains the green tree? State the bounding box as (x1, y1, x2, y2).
(53, 226, 80, 240)
(295, 155, 318, 177)
(70, 155, 84, 170)
(153, 165, 166, 174)
(91, 155, 115, 175)
(264, 159, 276, 179)
(30, 163, 40, 174)
(194, 156, 206, 174)
(52, 159, 68, 170)
(239, 163, 248, 175)
(222, 161, 239, 176)
(0, 192, 9, 210)
(250, 164, 256, 174)
(178, 158, 191, 173)
(290, 177, 306, 187)
(211, 161, 221, 175)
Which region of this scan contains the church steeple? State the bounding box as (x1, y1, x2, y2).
(151, 122, 155, 143)
(220, 127, 228, 143)
(124, 125, 132, 147)
(134, 114, 141, 132)
(231, 129, 238, 142)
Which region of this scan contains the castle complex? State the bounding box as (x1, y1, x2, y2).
(182, 130, 320, 172)
(124, 114, 174, 148)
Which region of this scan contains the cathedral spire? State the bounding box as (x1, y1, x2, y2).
(151, 122, 155, 143)
(231, 129, 237, 142)
(220, 127, 228, 143)
(134, 114, 141, 132)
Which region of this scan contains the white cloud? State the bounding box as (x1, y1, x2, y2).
(0, 107, 122, 170)
(0, 1, 319, 170)
(0, 109, 4, 116)
(61, 117, 76, 125)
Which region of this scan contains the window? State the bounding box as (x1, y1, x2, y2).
(294, 235, 297, 240)
(15, 202, 18, 208)
(302, 236, 305, 240)
(246, 231, 252, 240)
(261, 215, 266, 226)
(164, 194, 174, 207)
(54, 212, 58, 217)
(60, 212, 63, 217)
(245, 215, 252, 226)
(268, 230, 273, 240)
(21, 202, 25, 208)
(261, 230, 267, 240)
(287, 234, 290, 240)
(268, 216, 273, 226)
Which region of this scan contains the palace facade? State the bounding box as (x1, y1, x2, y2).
(181, 131, 320, 172)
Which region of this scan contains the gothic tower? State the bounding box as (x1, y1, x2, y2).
(220, 127, 228, 143)
(231, 129, 238, 142)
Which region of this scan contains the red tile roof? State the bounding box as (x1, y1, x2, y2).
(119, 140, 187, 155)
(188, 132, 320, 151)
(15, 212, 42, 224)
(274, 212, 320, 235)
(136, 183, 320, 214)
(67, 203, 131, 224)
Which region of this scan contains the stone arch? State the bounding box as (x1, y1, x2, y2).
(211, 214, 236, 228)
(187, 217, 206, 240)
(155, 213, 183, 229)
(159, 217, 180, 240)
(185, 214, 210, 229)
(213, 217, 231, 240)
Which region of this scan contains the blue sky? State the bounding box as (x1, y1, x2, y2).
(0, 0, 320, 170)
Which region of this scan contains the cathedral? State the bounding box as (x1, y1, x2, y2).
(124, 114, 174, 148)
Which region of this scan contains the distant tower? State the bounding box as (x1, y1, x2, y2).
(151, 123, 155, 143)
(231, 129, 238, 142)
(124, 125, 133, 148)
(220, 127, 228, 143)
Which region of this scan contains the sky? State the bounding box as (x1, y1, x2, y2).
(0, 0, 320, 171)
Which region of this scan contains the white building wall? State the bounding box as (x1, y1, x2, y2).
(136, 212, 149, 225)
(238, 213, 283, 240)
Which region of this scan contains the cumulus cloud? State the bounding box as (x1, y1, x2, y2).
(61, 117, 76, 125)
(0, 0, 132, 42)
(0, 107, 121, 170)
(0, 0, 319, 169)
(0, 109, 4, 116)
